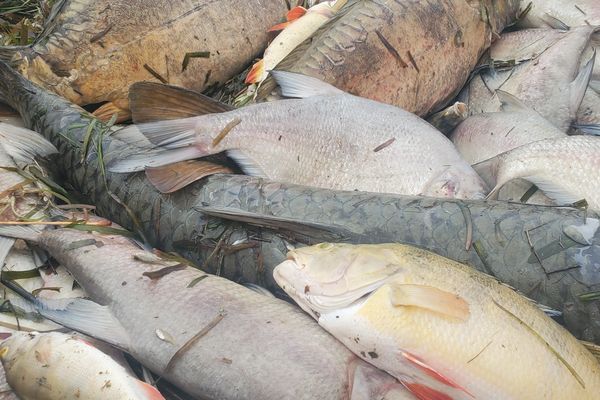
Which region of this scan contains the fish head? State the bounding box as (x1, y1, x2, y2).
(0, 331, 39, 364)
(421, 165, 487, 200)
(273, 243, 403, 319)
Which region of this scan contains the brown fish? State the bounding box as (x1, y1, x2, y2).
(257, 0, 520, 116)
(0, 0, 289, 121)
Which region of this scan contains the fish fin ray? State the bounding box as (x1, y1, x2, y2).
(541, 13, 570, 30)
(287, 6, 307, 21)
(145, 160, 233, 193)
(92, 101, 131, 124)
(108, 146, 207, 173)
(268, 21, 293, 32)
(0, 225, 43, 242)
(197, 206, 352, 242)
(132, 380, 166, 400)
(0, 123, 58, 165)
(495, 90, 529, 112)
(270, 70, 345, 98)
(572, 123, 600, 135)
(522, 175, 583, 205)
(226, 149, 268, 178)
(403, 382, 454, 400)
(112, 118, 197, 149)
(388, 283, 470, 321)
(570, 51, 596, 116)
(129, 82, 233, 123)
(245, 59, 266, 84)
(35, 297, 130, 350)
(402, 354, 472, 396)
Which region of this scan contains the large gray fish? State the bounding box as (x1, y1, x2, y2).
(256, 0, 520, 116)
(459, 26, 596, 131)
(0, 224, 412, 400)
(0, 0, 289, 120)
(109, 72, 487, 199)
(2, 61, 600, 342)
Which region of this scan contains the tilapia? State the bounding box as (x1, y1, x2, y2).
(475, 136, 600, 210)
(257, 0, 520, 116)
(459, 26, 596, 131)
(0, 331, 165, 400)
(3, 61, 600, 342)
(0, 0, 290, 120)
(0, 225, 411, 400)
(110, 72, 487, 199)
(274, 243, 600, 399)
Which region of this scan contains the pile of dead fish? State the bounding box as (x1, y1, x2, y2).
(0, 0, 598, 398)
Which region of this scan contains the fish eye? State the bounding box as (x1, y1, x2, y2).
(0, 347, 8, 358)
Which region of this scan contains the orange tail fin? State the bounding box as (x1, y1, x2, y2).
(245, 59, 265, 84)
(134, 380, 166, 400)
(286, 6, 307, 21)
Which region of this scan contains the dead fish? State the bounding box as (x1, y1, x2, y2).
(0, 0, 289, 121)
(425, 102, 468, 135)
(0, 331, 165, 400)
(574, 88, 600, 135)
(246, 1, 346, 85)
(4, 60, 600, 342)
(257, 0, 520, 116)
(517, 0, 600, 29)
(459, 26, 596, 131)
(110, 71, 487, 199)
(274, 243, 600, 399)
(475, 136, 600, 210)
(0, 225, 411, 399)
(451, 91, 566, 164)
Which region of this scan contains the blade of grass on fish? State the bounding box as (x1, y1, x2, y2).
(152, 249, 200, 269)
(181, 51, 210, 73)
(65, 223, 136, 238)
(80, 118, 97, 162)
(579, 291, 600, 302)
(0, 269, 40, 280)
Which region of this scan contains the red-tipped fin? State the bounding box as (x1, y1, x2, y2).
(402, 351, 471, 396)
(245, 59, 266, 84)
(145, 160, 234, 193)
(403, 382, 453, 400)
(287, 6, 307, 21)
(268, 21, 292, 32)
(133, 379, 166, 400)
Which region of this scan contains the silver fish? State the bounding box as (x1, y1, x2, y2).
(0, 225, 412, 400)
(110, 72, 486, 199)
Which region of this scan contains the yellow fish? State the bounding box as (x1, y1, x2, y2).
(274, 243, 600, 400)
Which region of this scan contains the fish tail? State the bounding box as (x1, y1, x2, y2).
(245, 59, 266, 84)
(0, 225, 43, 243)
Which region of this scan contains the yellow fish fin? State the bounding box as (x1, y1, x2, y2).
(388, 284, 470, 322)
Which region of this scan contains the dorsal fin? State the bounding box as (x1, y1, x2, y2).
(129, 82, 234, 123)
(495, 90, 529, 112)
(270, 70, 345, 98)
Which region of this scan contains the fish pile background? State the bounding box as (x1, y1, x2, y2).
(0, 0, 599, 399)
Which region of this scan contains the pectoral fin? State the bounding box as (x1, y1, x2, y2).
(388, 283, 470, 321)
(145, 160, 234, 193)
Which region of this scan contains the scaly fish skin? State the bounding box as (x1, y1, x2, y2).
(269, 0, 520, 116)
(0, 331, 164, 400)
(482, 136, 600, 210)
(274, 243, 600, 399)
(517, 0, 600, 29)
(459, 26, 596, 131)
(186, 93, 487, 198)
(19, 227, 408, 399)
(2, 61, 600, 341)
(4, 0, 289, 109)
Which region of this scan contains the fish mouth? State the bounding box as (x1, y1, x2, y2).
(274, 256, 389, 318)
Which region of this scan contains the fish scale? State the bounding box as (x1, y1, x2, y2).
(22, 227, 412, 399)
(2, 62, 600, 342)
